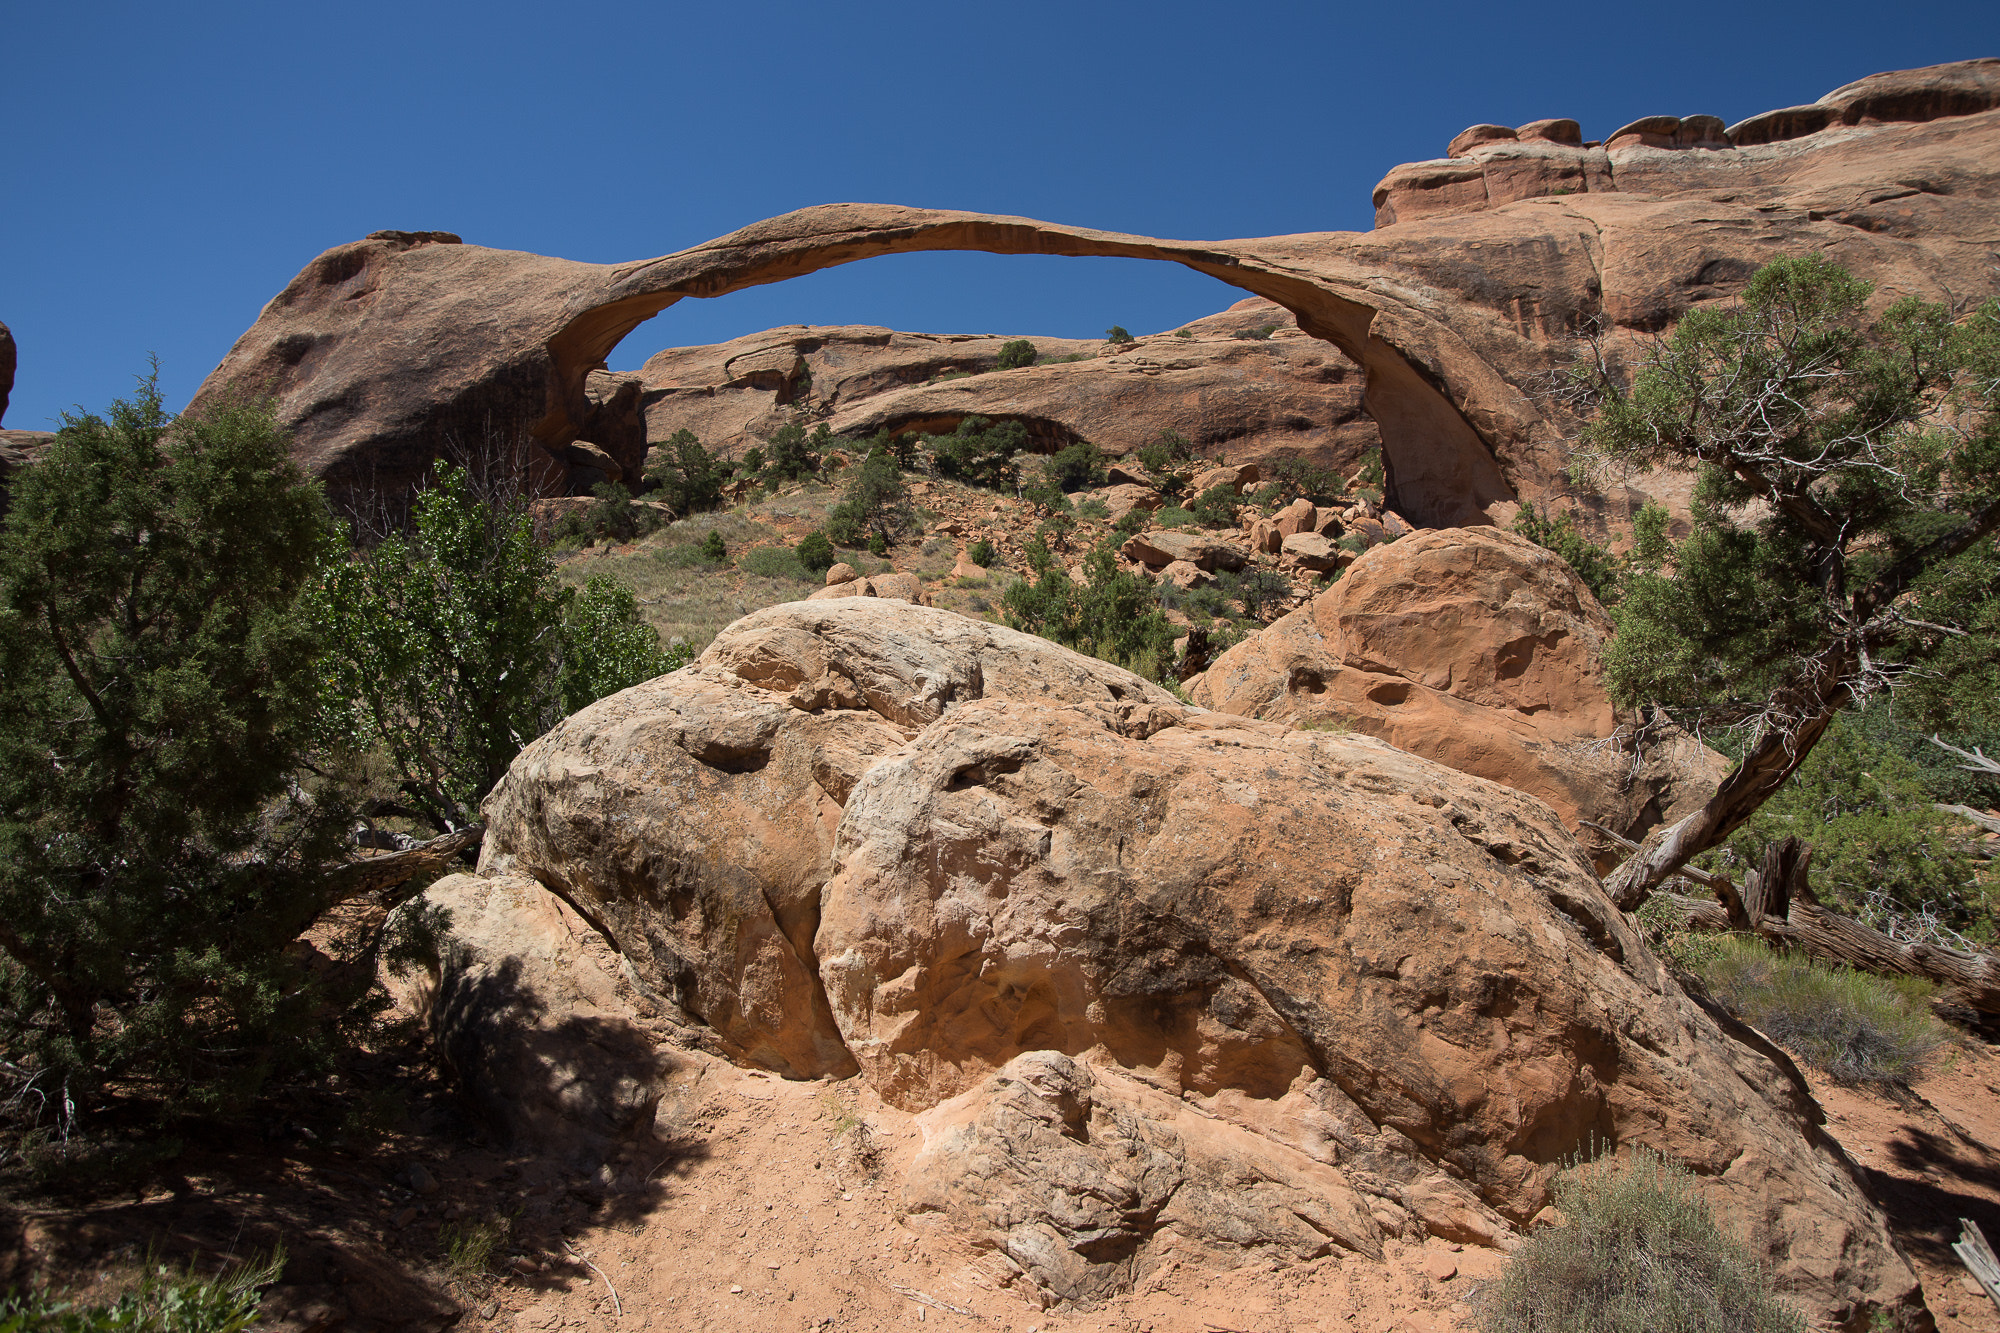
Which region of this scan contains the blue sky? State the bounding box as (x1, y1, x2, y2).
(3, 1, 1994, 429)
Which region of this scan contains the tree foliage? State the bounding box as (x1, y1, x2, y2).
(1579, 255, 2000, 907)
(824, 449, 911, 548)
(1510, 502, 1630, 606)
(996, 339, 1038, 371)
(1003, 537, 1178, 681)
(929, 416, 1028, 490)
(317, 465, 682, 835)
(644, 428, 726, 515)
(0, 378, 351, 1113)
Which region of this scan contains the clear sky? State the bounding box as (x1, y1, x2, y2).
(2, 1, 1994, 430)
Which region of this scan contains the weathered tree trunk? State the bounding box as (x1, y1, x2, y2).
(1602, 700, 1846, 910)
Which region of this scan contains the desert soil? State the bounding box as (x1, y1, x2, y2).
(8, 1033, 2000, 1332)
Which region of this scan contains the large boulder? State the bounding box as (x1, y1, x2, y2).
(1189, 527, 1725, 846)
(458, 599, 1916, 1324)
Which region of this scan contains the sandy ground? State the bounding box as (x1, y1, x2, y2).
(10, 1036, 2000, 1332)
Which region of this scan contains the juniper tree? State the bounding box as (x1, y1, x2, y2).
(1574, 256, 2000, 909)
(0, 376, 352, 1113)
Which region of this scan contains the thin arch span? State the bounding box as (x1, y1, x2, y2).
(548, 206, 1515, 527)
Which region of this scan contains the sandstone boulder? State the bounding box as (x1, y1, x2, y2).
(1273, 497, 1317, 537)
(1096, 482, 1160, 524)
(1159, 559, 1208, 589)
(1447, 124, 1517, 156)
(1190, 462, 1259, 495)
(1279, 531, 1340, 572)
(561, 438, 622, 483)
(455, 599, 1913, 1323)
(825, 561, 859, 586)
(1190, 527, 1726, 842)
(1119, 530, 1249, 571)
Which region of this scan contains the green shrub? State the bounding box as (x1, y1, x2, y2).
(1356, 447, 1385, 490)
(1154, 506, 1196, 529)
(1004, 538, 1178, 682)
(644, 429, 726, 515)
(929, 416, 1028, 489)
(321, 467, 681, 834)
(1104, 326, 1134, 345)
(0, 1247, 285, 1333)
(996, 339, 1038, 371)
(1236, 568, 1293, 621)
(1715, 713, 1992, 938)
(1173, 328, 1194, 339)
(1114, 508, 1151, 535)
(1076, 498, 1110, 520)
(699, 530, 727, 562)
(1476, 1147, 1804, 1333)
(553, 481, 669, 546)
(966, 539, 996, 567)
(763, 421, 818, 482)
(440, 1217, 510, 1287)
(0, 379, 353, 1114)
(1188, 484, 1239, 529)
(1040, 442, 1106, 492)
(1693, 936, 1946, 1083)
(742, 445, 766, 476)
(932, 369, 974, 383)
(1266, 457, 1347, 507)
(794, 531, 837, 573)
(825, 451, 910, 548)
(867, 532, 888, 556)
(1512, 503, 1627, 606)
(1232, 324, 1278, 340)
(738, 546, 810, 581)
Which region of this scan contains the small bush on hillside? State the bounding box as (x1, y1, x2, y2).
(795, 530, 837, 573)
(1042, 441, 1106, 492)
(763, 421, 818, 482)
(1476, 1147, 1804, 1333)
(698, 530, 727, 562)
(738, 545, 810, 581)
(929, 416, 1028, 490)
(825, 450, 910, 548)
(996, 339, 1039, 370)
(1136, 430, 1196, 475)
(645, 429, 727, 515)
(966, 538, 996, 567)
(1236, 568, 1293, 621)
(1693, 936, 1946, 1083)
(1114, 508, 1151, 535)
(1076, 497, 1110, 520)
(1232, 323, 1279, 340)
(1266, 456, 1347, 507)
(1356, 447, 1385, 490)
(1173, 327, 1194, 339)
(1188, 484, 1239, 529)
(1105, 326, 1134, 345)
(1154, 505, 1196, 529)
(1512, 502, 1628, 606)
(1004, 537, 1178, 682)
(553, 481, 668, 546)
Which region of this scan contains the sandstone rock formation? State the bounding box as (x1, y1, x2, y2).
(1189, 527, 1726, 849)
(433, 598, 1917, 1324)
(0, 318, 15, 423)
(632, 297, 1380, 481)
(189, 60, 2000, 534)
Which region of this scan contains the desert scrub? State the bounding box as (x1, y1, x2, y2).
(736, 545, 809, 581)
(1691, 936, 1945, 1084)
(1476, 1148, 1803, 1333)
(2, 1248, 286, 1333)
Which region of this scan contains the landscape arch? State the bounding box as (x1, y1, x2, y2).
(192, 203, 1522, 527)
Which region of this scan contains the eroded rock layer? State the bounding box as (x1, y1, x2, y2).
(449, 599, 1917, 1325)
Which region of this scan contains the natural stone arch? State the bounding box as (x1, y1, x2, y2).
(557, 206, 1514, 527)
(191, 204, 1521, 527)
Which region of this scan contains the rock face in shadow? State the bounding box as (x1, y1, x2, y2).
(455, 598, 1916, 1325)
(631, 296, 1381, 480)
(1188, 527, 1727, 852)
(0, 318, 14, 423)
(188, 60, 2000, 532)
